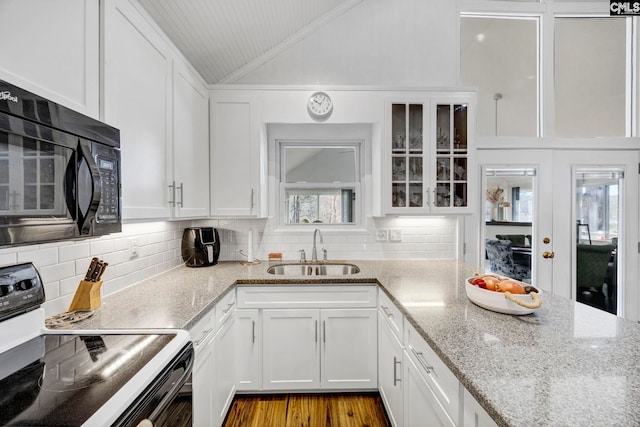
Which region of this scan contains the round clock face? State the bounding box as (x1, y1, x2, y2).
(307, 92, 333, 120)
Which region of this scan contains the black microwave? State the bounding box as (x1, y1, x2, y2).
(0, 80, 121, 246)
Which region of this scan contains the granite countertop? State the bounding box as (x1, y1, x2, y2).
(56, 260, 640, 427)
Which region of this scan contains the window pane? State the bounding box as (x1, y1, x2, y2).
(460, 17, 538, 137)
(555, 18, 626, 137)
(285, 188, 355, 224)
(284, 146, 356, 183)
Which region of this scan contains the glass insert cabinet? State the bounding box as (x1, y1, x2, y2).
(386, 95, 475, 214)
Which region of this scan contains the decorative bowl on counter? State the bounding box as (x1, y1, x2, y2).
(465, 276, 542, 315)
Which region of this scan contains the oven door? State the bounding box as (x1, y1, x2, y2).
(112, 343, 194, 427)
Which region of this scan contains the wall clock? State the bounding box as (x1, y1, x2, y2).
(307, 91, 333, 121)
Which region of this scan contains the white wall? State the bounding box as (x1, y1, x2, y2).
(231, 0, 459, 86)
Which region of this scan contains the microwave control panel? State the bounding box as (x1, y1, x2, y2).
(93, 143, 121, 224)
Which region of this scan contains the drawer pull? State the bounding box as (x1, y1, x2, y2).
(393, 356, 402, 386)
(381, 305, 393, 318)
(195, 328, 213, 346)
(411, 347, 434, 374)
(222, 301, 235, 314)
(323, 320, 326, 343)
(315, 320, 318, 343)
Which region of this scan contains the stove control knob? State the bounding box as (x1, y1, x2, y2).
(0, 285, 12, 297)
(14, 279, 33, 291)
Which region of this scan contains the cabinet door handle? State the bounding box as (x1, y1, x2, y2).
(323, 320, 326, 343)
(411, 347, 434, 374)
(432, 187, 436, 207)
(250, 188, 255, 210)
(381, 305, 393, 318)
(177, 182, 184, 207)
(393, 356, 402, 386)
(315, 320, 318, 343)
(251, 320, 255, 343)
(168, 181, 176, 206)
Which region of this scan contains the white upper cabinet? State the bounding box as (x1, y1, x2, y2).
(0, 0, 100, 118)
(210, 94, 263, 217)
(385, 93, 476, 215)
(102, 0, 172, 220)
(102, 0, 209, 220)
(171, 64, 210, 218)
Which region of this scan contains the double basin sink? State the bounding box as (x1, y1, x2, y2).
(267, 263, 360, 276)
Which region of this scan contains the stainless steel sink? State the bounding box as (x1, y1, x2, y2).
(266, 263, 360, 276)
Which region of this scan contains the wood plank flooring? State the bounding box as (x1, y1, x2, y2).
(223, 393, 391, 427)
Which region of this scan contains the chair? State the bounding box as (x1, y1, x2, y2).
(495, 234, 527, 247)
(576, 244, 616, 297)
(485, 239, 531, 282)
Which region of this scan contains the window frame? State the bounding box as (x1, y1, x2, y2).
(276, 139, 364, 229)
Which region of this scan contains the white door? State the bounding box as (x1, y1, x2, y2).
(551, 150, 639, 319)
(262, 309, 320, 390)
(474, 149, 554, 292)
(320, 308, 377, 389)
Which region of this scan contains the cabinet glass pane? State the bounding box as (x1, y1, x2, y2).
(392, 104, 406, 152)
(555, 18, 626, 137)
(392, 157, 406, 181)
(409, 157, 422, 181)
(454, 158, 467, 180)
(24, 185, 37, 209)
(409, 184, 423, 207)
(453, 105, 468, 150)
(0, 187, 7, 211)
(454, 183, 467, 207)
(436, 183, 450, 207)
(437, 157, 450, 181)
(392, 183, 406, 207)
(436, 105, 451, 151)
(408, 104, 423, 153)
(0, 159, 8, 184)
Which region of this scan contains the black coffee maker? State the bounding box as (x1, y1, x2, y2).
(181, 227, 220, 267)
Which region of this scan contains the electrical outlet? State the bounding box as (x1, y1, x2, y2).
(129, 239, 139, 258)
(376, 229, 388, 242)
(389, 229, 402, 242)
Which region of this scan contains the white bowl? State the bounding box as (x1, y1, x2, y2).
(465, 277, 541, 315)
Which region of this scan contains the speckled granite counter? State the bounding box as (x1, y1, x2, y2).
(57, 260, 640, 427)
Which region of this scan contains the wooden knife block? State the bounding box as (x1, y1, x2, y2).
(68, 280, 103, 311)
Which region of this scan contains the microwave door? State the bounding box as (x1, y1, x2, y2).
(76, 139, 101, 235)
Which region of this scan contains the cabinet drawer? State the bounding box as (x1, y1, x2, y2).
(405, 322, 459, 424)
(215, 289, 236, 331)
(379, 290, 403, 342)
(236, 285, 377, 309)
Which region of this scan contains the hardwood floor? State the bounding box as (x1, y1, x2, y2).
(223, 393, 391, 427)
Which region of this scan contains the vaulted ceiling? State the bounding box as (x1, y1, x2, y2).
(137, 0, 361, 85)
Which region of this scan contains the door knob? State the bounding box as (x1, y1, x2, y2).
(542, 251, 555, 259)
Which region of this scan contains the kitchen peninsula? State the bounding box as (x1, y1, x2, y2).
(59, 260, 640, 427)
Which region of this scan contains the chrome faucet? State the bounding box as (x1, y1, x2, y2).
(311, 229, 324, 262)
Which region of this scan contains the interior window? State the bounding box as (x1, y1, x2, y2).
(280, 144, 360, 225)
(554, 17, 627, 137)
(460, 16, 539, 137)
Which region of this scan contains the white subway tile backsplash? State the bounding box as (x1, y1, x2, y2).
(18, 248, 58, 267)
(59, 244, 90, 263)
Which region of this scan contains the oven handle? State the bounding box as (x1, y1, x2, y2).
(146, 345, 195, 422)
(77, 139, 102, 235)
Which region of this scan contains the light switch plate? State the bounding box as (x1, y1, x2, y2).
(389, 229, 402, 242)
(376, 230, 388, 242)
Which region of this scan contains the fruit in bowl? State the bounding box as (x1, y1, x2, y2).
(466, 275, 542, 315)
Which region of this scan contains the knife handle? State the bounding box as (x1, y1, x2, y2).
(85, 257, 99, 281)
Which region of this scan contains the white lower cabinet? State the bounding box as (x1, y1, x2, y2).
(404, 353, 456, 427)
(189, 312, 215, 427)
(212, 314, 237, 426)
(236, 308, 261, 390)
(237, 285, 378, 392)
(463, 388, 498, 427)
(378, 312, 404, 427)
